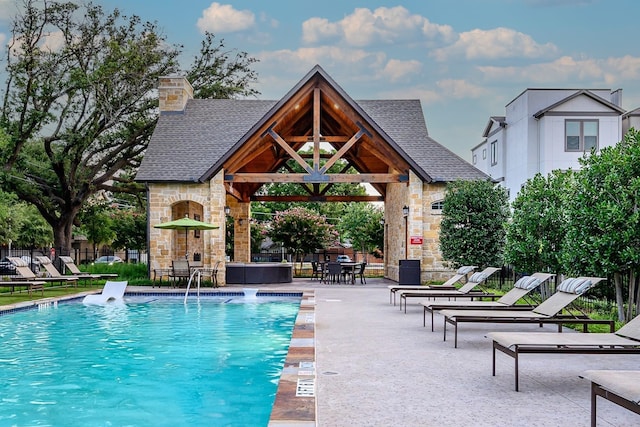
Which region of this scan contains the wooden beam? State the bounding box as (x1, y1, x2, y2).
(226, 173, 407, 183)
(264, 125, 313, 173)
(320, 126, 368, 173)
(252, 195, 384, 202)
(313, 87, 321, 171)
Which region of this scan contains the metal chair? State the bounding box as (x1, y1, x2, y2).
(169, 259, 190, 286)
(324, 262, 342, 284)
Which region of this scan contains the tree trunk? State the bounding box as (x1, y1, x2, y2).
(51, 212, 77, 255)
(614, 272, 625, 322)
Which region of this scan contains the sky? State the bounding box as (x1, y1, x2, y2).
(0, 0, 638, 161)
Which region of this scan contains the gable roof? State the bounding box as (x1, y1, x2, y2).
(136, 65, 488, 196)
(533, 89, 625, 119)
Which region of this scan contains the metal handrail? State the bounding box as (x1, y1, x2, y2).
(184, 269, 202, 304)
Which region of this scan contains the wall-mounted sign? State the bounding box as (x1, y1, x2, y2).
(410, 236, 423, 245)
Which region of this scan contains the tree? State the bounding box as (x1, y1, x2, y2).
(77, 203, 115, 259)
(439, 180, 509, 268)
(0, 1, 258, 253)
(266, 207, 338, 273)
(337, 203, 383, 261)
(505, 170, 573, 275)
(110, 209, 146, 254)
(562, 129, 640, 321)
(255, 149, 368, 219)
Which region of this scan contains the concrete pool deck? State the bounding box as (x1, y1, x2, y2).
(3, 278, 639, 426)
(258, 277, 640, 427)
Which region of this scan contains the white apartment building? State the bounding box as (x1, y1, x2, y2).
(471, 88, 628, 201)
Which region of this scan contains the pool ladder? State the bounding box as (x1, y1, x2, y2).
(184, 269, 202, 303)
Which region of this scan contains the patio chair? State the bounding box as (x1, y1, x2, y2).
(421, 273, 555, 331)
(440, 277, 611, 348)
(36, 256, 95, 285)
(151, 259, 170, 285)
(8, 256, 77, 287)
(0, 279, 46, 296)
(83, 280, 128, 304)
(581, 370, 640, 427)
(58, 256, 118, 279)
(323, 262, 343, 284)
(489, 311, 640, 391)
(169, 259, 190, 286)
(354, 262, 367, 284)
(388, 265, 476, 304)
(311, 261, 323, 281)
(398, 267, 501, 313)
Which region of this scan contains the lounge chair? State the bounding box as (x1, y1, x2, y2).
(0, 280, 46, 296)
(489, 313, 640, 391)
(581, 370, 640, 426)
(82, 281, 128, 304)
(388, 265, 476, 304)
(58, 256, 118, 279)
(8, 256, 77, 287)
(421, 273, 555, 331)
(36, 256, 95, 285)
(398, 267, 501, 313)
(440, 277, 611, 348)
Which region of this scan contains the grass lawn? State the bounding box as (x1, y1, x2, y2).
(0, 284, 100, 306)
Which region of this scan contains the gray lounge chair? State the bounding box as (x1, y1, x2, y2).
(581, 370, 640, 427)
(421, 272, 555, 331)
(398, 267, 501, 313)
(8, 256, 77, 287)
(36, 256, 95, 285)
(59, 256, 118, 279)
(489, 312, 640, 391)
(440, 277, 611, 348)
(388, 265, 476, 304)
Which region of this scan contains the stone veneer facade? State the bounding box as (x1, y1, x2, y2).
(149, 76, 456, 285)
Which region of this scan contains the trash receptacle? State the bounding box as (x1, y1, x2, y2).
(399, 259, 421, 285)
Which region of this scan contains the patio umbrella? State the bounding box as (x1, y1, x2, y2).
(154, 215, 220, 259)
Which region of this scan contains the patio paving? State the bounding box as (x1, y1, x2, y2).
(273, 277, 640, 427)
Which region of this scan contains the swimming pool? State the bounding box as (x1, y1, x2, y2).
(0, 295, 301, 426)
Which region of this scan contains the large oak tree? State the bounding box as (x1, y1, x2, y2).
(0, 1, 258, 252)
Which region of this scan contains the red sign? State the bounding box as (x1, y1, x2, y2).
(410, 236, 423, 245)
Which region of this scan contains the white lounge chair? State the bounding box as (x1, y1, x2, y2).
(489, 312, 640, 391)
(421, 272, 555, 331)
(388, 265, 476, 304)
(82, 281, 128, 304)
(440, 277, 610, 348)
(398, 267, 501, 313)
(581, 370, 640, 427)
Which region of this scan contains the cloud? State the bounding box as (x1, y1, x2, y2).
(197, 2, 255, 33)
(380, 59, 422, 83)
(302, 6, 454, 47)
(476, 55, 640, 85)
(432, 27, 559, 61)
(436, 79, 488, 99)
(0, 0, 17, 21)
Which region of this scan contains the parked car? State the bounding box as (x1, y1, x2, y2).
(336, 255, 352, 263)
(0, 257, 16, 275)
(94, 255, 123, 265)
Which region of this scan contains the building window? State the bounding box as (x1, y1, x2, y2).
(482, 149, 487, 159)
(431, 200, 444, 211)
(565, 119, 598, 152)
(472, 154, 477, 164)
(490, 141, 497, 166)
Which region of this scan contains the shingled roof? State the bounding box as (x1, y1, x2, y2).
(136, 66, 488, 189)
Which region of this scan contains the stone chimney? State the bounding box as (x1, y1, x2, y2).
(158, 76, 194, 113)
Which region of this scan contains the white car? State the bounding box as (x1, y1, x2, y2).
(336, 255, 352, 263)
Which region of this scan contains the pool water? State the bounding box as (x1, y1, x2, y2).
(0, 296, 300, 426)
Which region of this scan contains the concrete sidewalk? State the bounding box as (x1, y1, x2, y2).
(309, 280, 639, 427)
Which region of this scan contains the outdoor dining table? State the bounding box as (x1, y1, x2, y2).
(340, 262, 362, 284)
